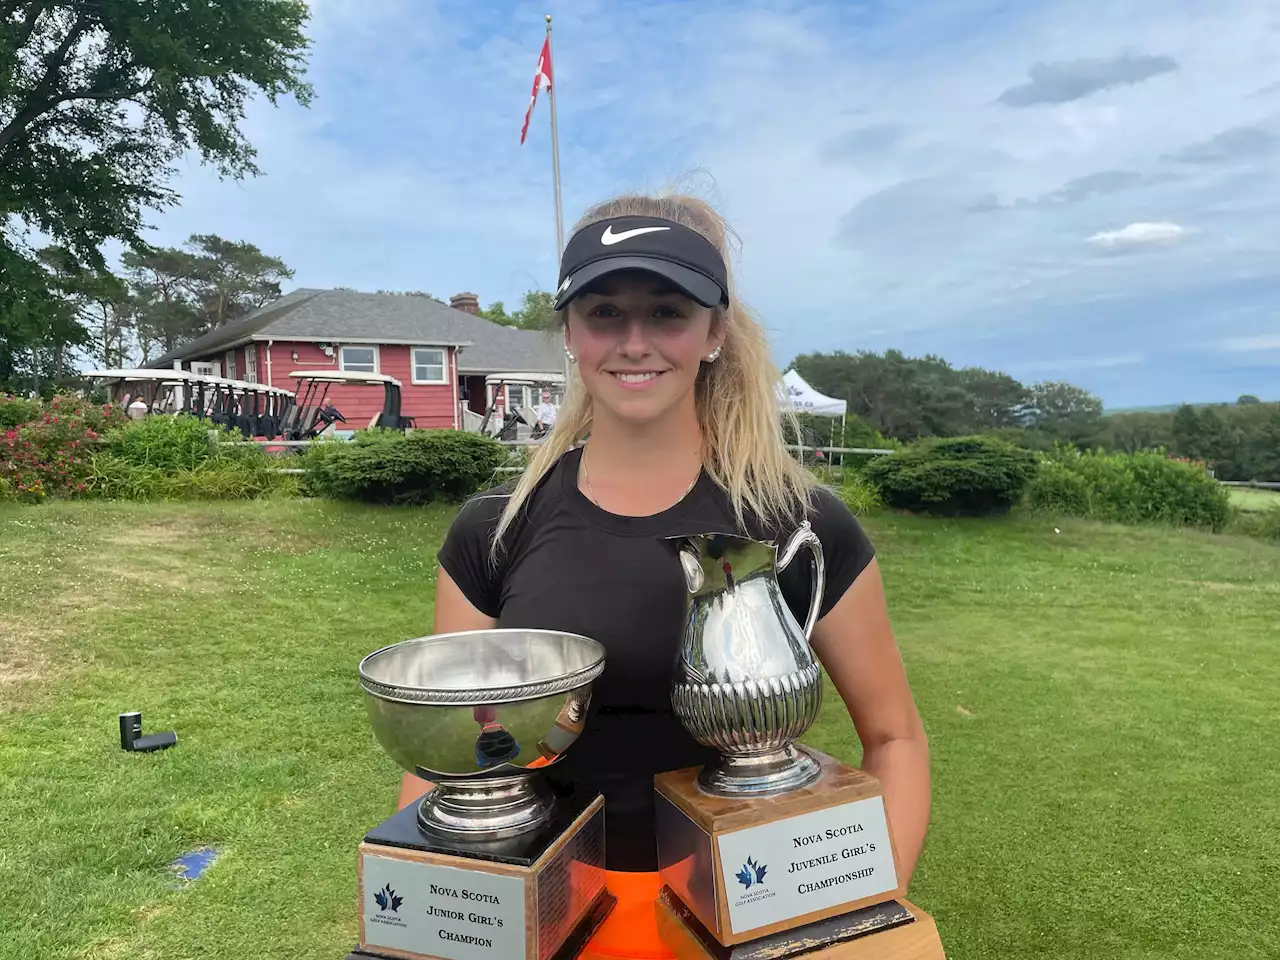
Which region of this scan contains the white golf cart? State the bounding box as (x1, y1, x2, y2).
(466, 372, 565, 441)
(281, 370, 414, 441)
(83, 368, 297, 439)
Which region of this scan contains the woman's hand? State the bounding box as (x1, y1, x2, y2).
(808, 558, 931, 886)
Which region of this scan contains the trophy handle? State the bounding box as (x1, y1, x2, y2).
(677, 543, 705, 594)
(777, 521, 825, 640)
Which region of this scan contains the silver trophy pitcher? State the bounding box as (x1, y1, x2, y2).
(671, 522, 826, 797)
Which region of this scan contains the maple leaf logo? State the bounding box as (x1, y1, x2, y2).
(373, 883, 403, 912)
(735, 856, 767, 889)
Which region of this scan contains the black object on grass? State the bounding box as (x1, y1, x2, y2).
(118, 711, 178, 753)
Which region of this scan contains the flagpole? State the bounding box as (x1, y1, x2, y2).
(545, 14, 565, 257)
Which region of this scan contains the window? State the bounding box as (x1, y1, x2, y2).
(412, 347, 446, 384)
(191, 361, 219, 377)
(225, 351, 237, 381)
(340, 345, 377, 373)
(244, 344, 258, 383)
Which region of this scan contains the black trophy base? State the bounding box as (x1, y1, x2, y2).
(363, 778, 595, 866)
(656, 886, 944, 960)
(346, 887, 616, 960)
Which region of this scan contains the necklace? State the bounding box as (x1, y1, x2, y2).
(580, 448, 700, 509)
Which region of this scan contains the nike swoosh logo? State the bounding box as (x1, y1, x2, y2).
(600, 225, 671, 245)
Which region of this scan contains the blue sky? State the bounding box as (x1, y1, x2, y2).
(150, 0, 1280, 408)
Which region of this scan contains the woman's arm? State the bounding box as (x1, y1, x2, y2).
(808, 558, 931, 886)
(395, 568, 499, 809)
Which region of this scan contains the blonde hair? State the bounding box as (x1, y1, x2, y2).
(491, 191, 816, 555)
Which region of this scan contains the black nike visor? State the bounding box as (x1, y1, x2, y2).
(553, 215, 730, 311)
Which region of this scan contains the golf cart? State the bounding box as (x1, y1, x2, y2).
(468, 373, 565, 441)
(281, 370, 414, 441)
(83, 369, 296, 439)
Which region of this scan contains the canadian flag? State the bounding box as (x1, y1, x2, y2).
(520, 36, 553, 145)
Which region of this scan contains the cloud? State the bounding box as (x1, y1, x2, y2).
(1086, 221, 1189, 250)
(1168, 125, 1279, 164)
(147, 0, 1280, 408)
(1018, 353, 1146, 373)
(819, 124, 908, 163)
(1220, 334, 1280, 352)
(997, 52, 1179, 107)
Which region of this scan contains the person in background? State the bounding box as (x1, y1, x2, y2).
(535, 389, 558, 436)
(401, 192, 931, 960)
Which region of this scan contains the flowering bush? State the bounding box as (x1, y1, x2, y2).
(0, 396, 127, 504)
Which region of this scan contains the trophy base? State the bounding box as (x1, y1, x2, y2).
(354, 786, 614, 960)
(655, 886, 944, 960)
(697, 745, 823, 797)
(654, 747, 911, 947)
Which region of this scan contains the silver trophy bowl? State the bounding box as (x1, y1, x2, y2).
(359, 629, 605, 842)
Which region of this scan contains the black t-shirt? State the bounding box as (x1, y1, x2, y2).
(437, 446, 875, 872)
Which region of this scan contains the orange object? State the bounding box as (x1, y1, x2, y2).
(580, 870, 674, 960)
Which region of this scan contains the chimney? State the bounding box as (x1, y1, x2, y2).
(450, 292, 480, 315)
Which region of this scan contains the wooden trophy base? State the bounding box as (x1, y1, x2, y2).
(654, 747, 912, 947)
(656, 886, 944, 960)
(347, 786, 615, 960)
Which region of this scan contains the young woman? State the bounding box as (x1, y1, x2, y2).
(398, 193, 931, 959)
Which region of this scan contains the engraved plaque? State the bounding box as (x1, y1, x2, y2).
(361, 853, 525, 959)
(716, 796, 898, 935)
(535, 806, 606, 960)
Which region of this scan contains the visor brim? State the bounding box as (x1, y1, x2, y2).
(554, 256, 726, 311)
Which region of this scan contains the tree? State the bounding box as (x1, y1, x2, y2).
(377, 290, 445, 303)
(36, 245, 132, 368)
(1106, 411, 1173, 454)
(182, 234, 293, 327)
(120, 233, 293, 358)
(958, 368, 1031, 429)
(1025, 381, 1105, 445)
(1, 0, 312, 357)
(1238, 394, 1261, 405)
(479, 300, 514, 326)
(510, 290, 557, 331)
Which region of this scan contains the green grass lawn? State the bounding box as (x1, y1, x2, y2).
(1, 500, 1277, 960)
(1229, 486, 1280, 513)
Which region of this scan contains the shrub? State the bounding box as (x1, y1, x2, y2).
(1228, 505, 1280, 542)
(862, 435, 1039, 517)
(86, 454, 298, 501)
(84, 414, 296, 502)
(833, 472, 881, 515)
(103, 414, 225, 471)
(0, 399, 124, 503)
(0, 395, 43, 430)
(303, 429, 507, 504)
(1024, 449, 1232, 532)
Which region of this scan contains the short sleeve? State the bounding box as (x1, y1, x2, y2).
(777, 486, 876, 624)
(436, 488, 512, 619)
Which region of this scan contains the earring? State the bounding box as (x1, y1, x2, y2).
(564, 345, 577, 364)
(705, 347, 722, 362)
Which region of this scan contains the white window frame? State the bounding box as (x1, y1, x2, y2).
(339, 345, 379, 374)
(244, 344, 258, 383)
(225, 350, 237, 381)
(191, 361, 220, 377)
(411, 347, 448, 385)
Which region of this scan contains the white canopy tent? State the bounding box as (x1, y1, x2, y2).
(778, 369, 848, 455)
(779, 369, 847, 417)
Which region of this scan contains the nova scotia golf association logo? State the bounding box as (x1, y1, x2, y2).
(374, 882, 403, 913)
(736, 856, 768, 889)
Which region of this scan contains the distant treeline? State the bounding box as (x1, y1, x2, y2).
(792, 349, 1279, 482)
